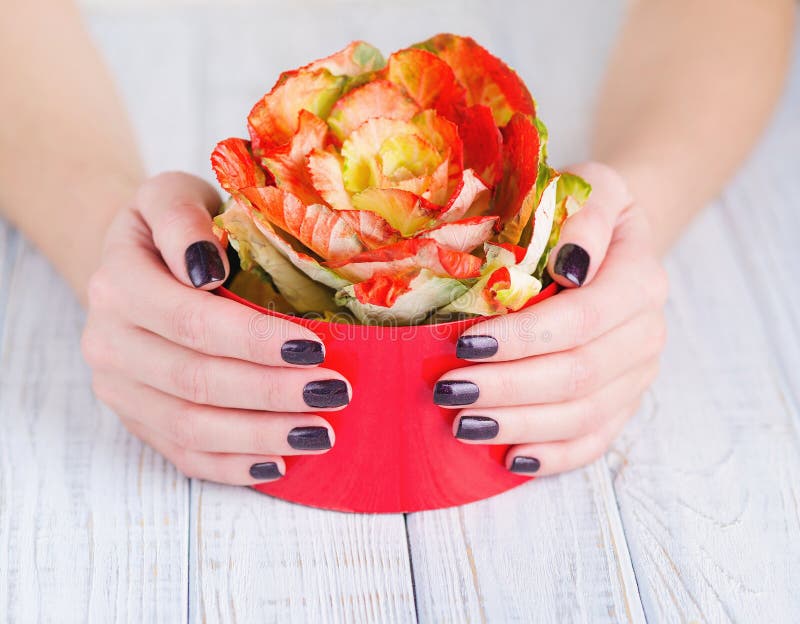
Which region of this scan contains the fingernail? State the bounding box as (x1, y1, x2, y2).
(433, 380, 479, 406)
(288, 426, 332, 450)
(510, 456, 541, 474)
(456, 335, 498, 359)
(185, 240, 226, 287)
(281, 339, 325, 365)
(249, 461, 283, 480)
(554, 243, 590, 286)
(455, 416, 499, 440)
(303, 379, 349, 408)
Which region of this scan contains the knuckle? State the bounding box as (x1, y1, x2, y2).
(167, 403, 202, 450)
(566, 350, 598, 397)
(573, 396, 602, 437)
(169, 306, 209, 352)
(569, 300, 601, 346)
(80, 329, 115, 370)
(647, 264, 670, 308)
(86, 269, 116, 312)
(170, 359, 211, 404)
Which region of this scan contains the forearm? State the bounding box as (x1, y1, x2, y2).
(0, 0, 144, 301)
(593, 0, 795, 253)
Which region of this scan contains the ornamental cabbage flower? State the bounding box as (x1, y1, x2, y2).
(211, 34, 590, 325)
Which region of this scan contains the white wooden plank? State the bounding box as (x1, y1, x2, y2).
(0, 239, 190, 623)
(406, 462, 645, 623)
(188, 481, 417, 623)
(607, 39, 800, 621)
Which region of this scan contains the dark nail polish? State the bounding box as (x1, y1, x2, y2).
(554, 243, 590, 286)
(433, 380, 479, 406)
(456, 335, 498, 359)
(510, 456, 541, 474)
(288, 426, 332, 450)
(281, 339, 325, 365)
(249, 461, 282, 480)
(303, 379, 349, 408)
(185, 241, 226, 287)
(455, 416, 499, 440)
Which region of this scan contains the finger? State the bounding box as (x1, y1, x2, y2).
(548, 162, 633, 288)
(503, 403, 637, 478)
(452, 359, 659, 444)
(93, 373, 335, 455)
(134, 171, 228, 289)
(121, 417, 287, 485)
(456, 211, 668, 362)
(87, 249, 326, 367)
(92, 323, 351, 412)
(436, 311, 665, 408)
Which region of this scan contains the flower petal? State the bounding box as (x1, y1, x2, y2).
(416, 215, 498, 252)
(459, 105, 503, 186)
(337, 269, 468, 325)
(261, 110, 329, 205)
(518, 173, 559, 273)
(340, 117, 415, 193)
(327, 80, 419, 142)
(214, 199, 340, 311)
(327, 238, 482, 282)
(350, 187, 438, 237)
(436, 168, 490, 223)
(337, 209, 401, 249)
(415, 33, 536, 126)
(306, 148, 353, 211)
(240, 186, 364, 261)
(492, 113, 541, 244)
(248, 69, 346, 155)
(384, 48, 466, 122)
(211, 138, 268, 194)
(302, 40, 386, 77)
(411, 110, 463, 181)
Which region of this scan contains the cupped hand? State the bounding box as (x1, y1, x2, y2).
(81, 172, 351, 485)
(438, 162, 669, 476)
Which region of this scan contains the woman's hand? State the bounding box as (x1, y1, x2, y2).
(81, 172, 351, 485)
(438, 162, 669, 476)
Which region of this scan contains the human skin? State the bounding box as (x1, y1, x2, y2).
(1, 0, 794, 483)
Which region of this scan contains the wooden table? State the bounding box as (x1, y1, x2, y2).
(2, 2, 798, 621)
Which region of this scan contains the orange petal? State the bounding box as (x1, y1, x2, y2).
(492, 113, 540, 243)
(328, 80, 419, 142)
(211, 138, 268, 194)
(384, 48, 466, 123)
(327, 238, 481, 282)
(248, 69, 346, 156)
(459, 105, 503, 186)
(350, 187, 439, 237)
(415, 34, 535, 126)
(352, 270, 417, 307)
(337, 209, 401, 249)
(241, 186, 364, 261)
(416, 215, 498, 252)
(436, 169, 490, 223)
(261, 110, 329, 206)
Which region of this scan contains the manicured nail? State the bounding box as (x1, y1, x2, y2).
(288, 426, 332, 450)
(185, 241, 226, 287)
(510, 456, 541, 474)
(249, 461, 283, 480)
(455, 416, 499, 440)
(281, 339, 325, 365)
(456, 335, 498, 360)
(554, 243, 590, 286)
(433, 380, 479, 406)
(303, 380, 349, 408)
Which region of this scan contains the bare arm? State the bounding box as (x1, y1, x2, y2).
(593, 0, 796, 253)
(0, 0, 144, 300)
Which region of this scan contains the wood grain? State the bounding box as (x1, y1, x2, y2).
(0, 238, 190, 623)
(189, 482, 416, 623)
(606, 33, 800, 622)
(407, 460, 646, 623)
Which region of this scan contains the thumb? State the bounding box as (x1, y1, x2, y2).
(135, 171, 228, 290)
(548, 162, 633, 288)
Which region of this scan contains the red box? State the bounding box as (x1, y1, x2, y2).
(217, 282, 558, 512)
